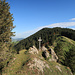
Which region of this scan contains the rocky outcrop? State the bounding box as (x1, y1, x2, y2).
(29, 46, 38, 54)
(49, 48, 58, 62)
(41, 46, 47, 51)
(27, 58, 50, 73)
(42, 46, 58, 61)
(42, 46, 50, 58)
(29, 46, 58, 62)
(42, 50, 50, 58)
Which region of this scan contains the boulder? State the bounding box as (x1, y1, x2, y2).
(29, 46, 38, 54)
(41, 46, 47, 51)
(49, 48, 58, 62)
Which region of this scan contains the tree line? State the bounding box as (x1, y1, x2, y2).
(14, 27, 75, 52)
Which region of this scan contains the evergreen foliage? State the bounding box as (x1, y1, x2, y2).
(0, 0, 15, 73)
(0, 0, 15, 44)
(14, 27, 75, 53)
(64, 46, 75, 73)
(54, 43, 65, 64)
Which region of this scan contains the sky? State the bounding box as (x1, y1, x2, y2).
(6, 0, 75, 38)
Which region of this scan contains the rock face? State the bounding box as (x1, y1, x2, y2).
(29, 46, 38, 54)
(27, 58, 50, 73)
(42, 50, 50, 58)
(42, 46, 49, 58)
(49, 48, 58, 62)
(41, 46, 47, 51)
(29, 46, 58, 62)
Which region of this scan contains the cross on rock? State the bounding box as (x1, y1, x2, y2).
(38, 37, 42, 51)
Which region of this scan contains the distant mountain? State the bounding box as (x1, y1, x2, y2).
(12, 38, 24, 42)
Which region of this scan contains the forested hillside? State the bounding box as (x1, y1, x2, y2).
(13, 27, 75, 74)
(14, 27, 75, 52)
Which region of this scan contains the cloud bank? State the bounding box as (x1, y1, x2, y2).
(13, 22, 75, 38)
(70, 18, 75, 21)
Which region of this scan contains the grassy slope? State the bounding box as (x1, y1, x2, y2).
(54, 36, 75, 52)
(2, 50, 29, 75)
(2, 49, 72, 75)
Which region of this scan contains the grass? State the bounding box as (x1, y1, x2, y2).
(2, 36, 74, 75)
(55, 36, 75, 52)
(43, 61, 72, 75)
(2, 49, 29, 75)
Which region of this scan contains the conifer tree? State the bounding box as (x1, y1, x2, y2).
(0, 0, 15, 45)
(0, 0, 15, 72)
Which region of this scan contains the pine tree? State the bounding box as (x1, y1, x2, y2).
(0, 0, 15, 45)
(0, 0, 15, 70)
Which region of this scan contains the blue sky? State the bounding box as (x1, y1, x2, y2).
(6, 0, 75, 38)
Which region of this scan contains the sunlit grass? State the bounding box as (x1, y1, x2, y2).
(2, 37, 74, 75)
(2, 49, 29, 75)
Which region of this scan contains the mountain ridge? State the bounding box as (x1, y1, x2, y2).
(1, 27, 75, 75)
(12, 27, 75, 74)
(14, 27, 75, 52)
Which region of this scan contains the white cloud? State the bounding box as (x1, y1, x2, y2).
(12, 28, 40, 38)
(71, 28, 75, 30)
(48, 22, 75, 27)
(12, 22, 75, 38)
(70, 18, 75, 21)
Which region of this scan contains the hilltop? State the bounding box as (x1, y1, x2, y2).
(12, 38, 24, 42)
(2, 46, 73, 75)
(14, 27, 75, 52)
(13, 27, 75, 74)
(1, 27, 75, 75)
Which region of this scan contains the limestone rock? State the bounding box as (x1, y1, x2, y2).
(27, 58, 50, 73)
(41, 46, 47, 51)
(29, 46, 38, 54)
(49, 48, 58, 62)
